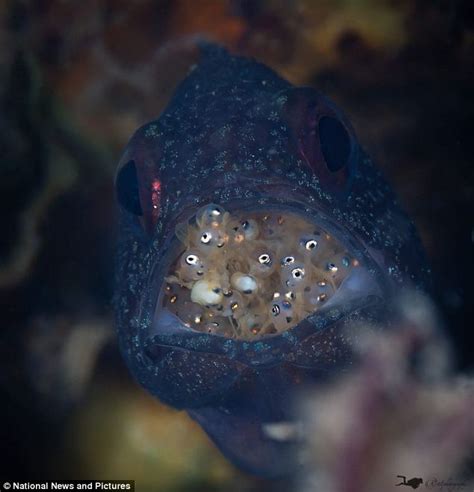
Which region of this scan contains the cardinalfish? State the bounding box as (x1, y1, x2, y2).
(114, 45, 429, 478)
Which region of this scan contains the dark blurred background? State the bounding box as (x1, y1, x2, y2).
(0, 1, 473, 490)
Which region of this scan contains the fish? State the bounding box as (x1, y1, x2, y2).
(114, 44, 429, 478)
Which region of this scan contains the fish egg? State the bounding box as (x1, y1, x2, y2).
(240, 219, 259, 240)
(222, 290, 245, 318)
(179, 250, 208, 281)
(231, 273, 258, 295)
(196, 204, 227, 227)
(282, 263, 307, 290)
(175, 301, 205, 327)
(270, 299, 294, 332)
(191, 279, 223, 306)
(196, 229, 227, 249)
(249, 248, 275, 278)
(302, 281, 334, 309)
(299, 236, 319, 254)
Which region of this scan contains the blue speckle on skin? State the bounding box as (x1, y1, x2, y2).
(254, 342, 265, 352)
(282, 331, 298, 345)
(144, 124, 159, 138)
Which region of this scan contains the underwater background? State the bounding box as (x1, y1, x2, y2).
(1, 1, 473, 491)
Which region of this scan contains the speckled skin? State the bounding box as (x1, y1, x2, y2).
(115, 45, 429, 477)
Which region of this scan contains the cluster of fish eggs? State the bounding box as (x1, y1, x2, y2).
(163, 204, 357, 339)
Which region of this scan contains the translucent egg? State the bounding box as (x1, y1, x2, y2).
(281, 261, 308, 291)
(163, 282, 179, 300)
(191, 279, 223, 306)
(175, 301, 205, 328)
(260, 214, 285, 238)
(231, 273, 258, 295)
(298, 235, 319, 256)
(221, 290, 246, 318)
(249, 247, 276, 278)
(204, 321, 220, 335)
(164, 285, 187, 310)
(325, 253, 353, 285)
(270, 299, 294, 332)
(307, 231, 333, 263)
(281, 262, 311, 292)
(225, 218, 244, 245)
(302, 280, 335, 309)
(280, 255, 296, 267)
(203, 318, 234, 337)
(178, 250, 208, 281)
(239, 312, 267, 335)
(227, 218, 259, 244)
(240, 219, 259, 240)
(195, 228, 228, 251)
(196, 204, 227, 228)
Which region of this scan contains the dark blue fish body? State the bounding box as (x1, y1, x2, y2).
(115, 45, 428, 477)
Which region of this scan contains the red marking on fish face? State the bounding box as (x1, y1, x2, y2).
(150, 179, 162, 225)
(115, 126, 164, 234)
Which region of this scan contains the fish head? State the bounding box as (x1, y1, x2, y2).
(114, 45, 429, 477)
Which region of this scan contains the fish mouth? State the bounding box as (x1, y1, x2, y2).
(145, 196, 387, 364)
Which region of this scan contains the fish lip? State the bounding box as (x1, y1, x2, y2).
(144, 194, 389, 367)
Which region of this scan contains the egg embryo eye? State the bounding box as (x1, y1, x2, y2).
(305, 239, 317, 250)
(201, 232, 212, 244)
(258, 254, 271, 264)
(292, 267, 305, 279)
(185, 254, 199, 265)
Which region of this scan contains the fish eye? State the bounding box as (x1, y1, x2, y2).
(271, 304, 280, 316)
(319, 116, 351, 172)
(115, 160, 142, 215)
(327, 262, 338, 273)
(281, 256, 295, 266)
(258, 253, 271, 265)
(201, 232, 212, 244)
(186, 254, 199, 265)
(305, 239, 317, 250)
(291, 267, 305, 279)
